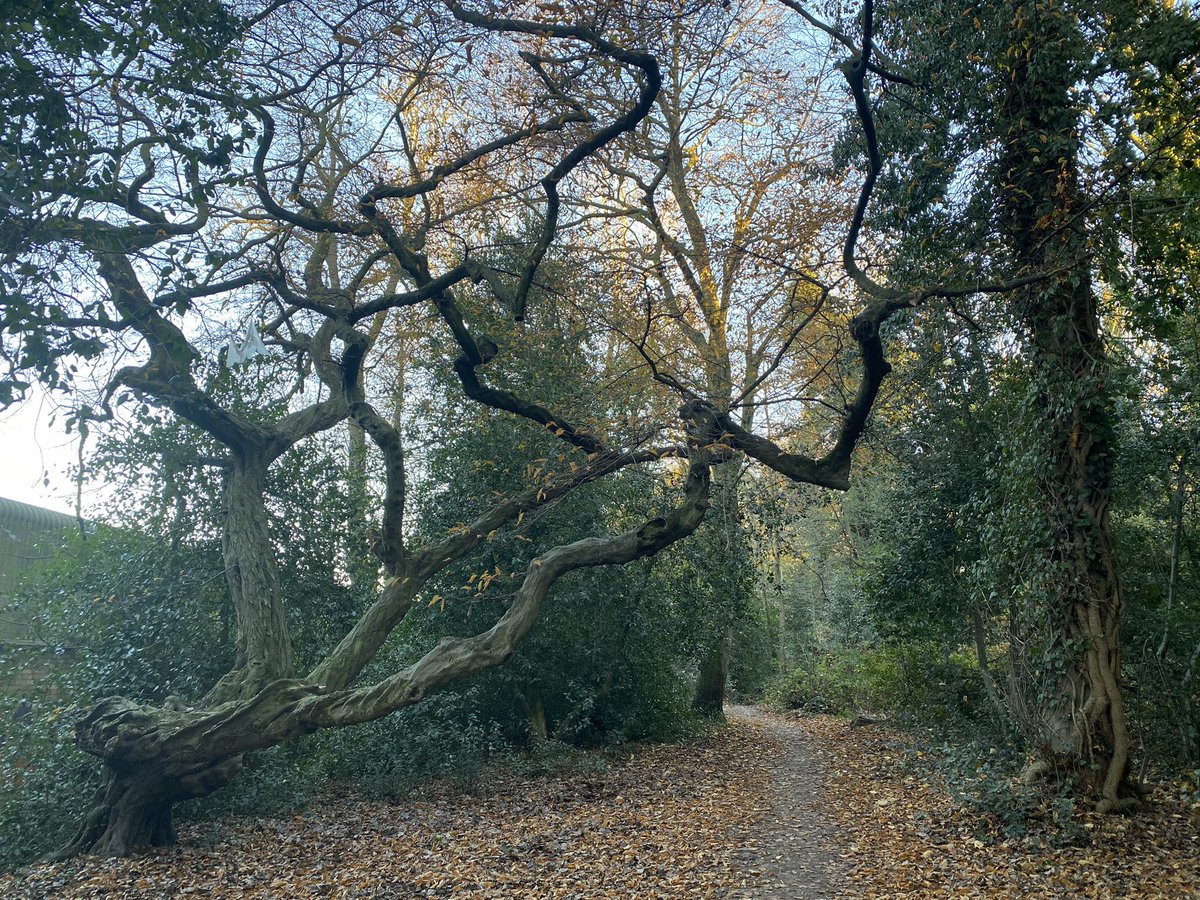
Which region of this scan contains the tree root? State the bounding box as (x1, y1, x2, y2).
(45, 786, 109, 862)
(1018, 757, 1052, 786)
(1096, 795, 1141, 814)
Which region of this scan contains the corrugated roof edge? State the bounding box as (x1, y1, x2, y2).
(0, 496, 81, 531)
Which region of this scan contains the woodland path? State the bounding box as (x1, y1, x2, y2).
(4, 709, 1196, 897)
(727, 704, 846, 898)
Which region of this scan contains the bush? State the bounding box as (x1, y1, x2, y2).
(769, 644, 992, 724)
(315, 686, 509, 798)
(896, 732, 1089, 848)
(728, 602, 779, 702)
(769, 650, 888, 714)
(0, 524, 230, 871)
(0, 697, 100, 872)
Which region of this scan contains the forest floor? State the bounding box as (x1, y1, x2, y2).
(2, 708, 1197, 898)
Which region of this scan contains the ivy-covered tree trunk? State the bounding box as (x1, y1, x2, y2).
(1011, 266, 1137, 810)
(998, 1, 1138, 810)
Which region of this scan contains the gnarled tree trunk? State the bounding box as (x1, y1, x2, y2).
(54, 436, 716, 858)
(205, 457, 294, 706)
(53, 698, 251, 858)
(997, 1, 1138, 810)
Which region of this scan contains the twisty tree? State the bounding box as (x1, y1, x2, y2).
(0, 0, 911, 856)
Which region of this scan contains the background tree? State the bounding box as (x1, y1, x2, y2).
(592, 0, 853, 713)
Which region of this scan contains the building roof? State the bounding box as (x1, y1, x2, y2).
(0, 497, 81, 644)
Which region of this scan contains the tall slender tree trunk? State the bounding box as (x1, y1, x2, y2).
(997, 1, 1138, 809)
(970, 604, 1007, 726)
(347, 418, 371, 571)
(693, 628, 731, 716)
(1157, 455, 1188, 660)
(346, 309, 393, 587)
(692, 462, 742, 717)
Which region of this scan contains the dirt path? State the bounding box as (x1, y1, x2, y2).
(728, 705, 845, 898)
(786, 713, 1200, 899)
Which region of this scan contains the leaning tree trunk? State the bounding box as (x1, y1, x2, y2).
(53, 444, 716, 858)
(57, 456, 305, 856)
(997, 2, 1138, 810)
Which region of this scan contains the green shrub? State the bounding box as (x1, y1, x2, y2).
(728, 602, 779, 701)
(315, 687, 508, 799)
(769, 651, 883, 714)
(897, 732, 1088, 848)
(769, 644, 991, 724)
(0, 698, 100, 872)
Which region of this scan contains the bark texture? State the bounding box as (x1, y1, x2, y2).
(54, 699, 248, 858)
(214, 459, 293, 700)
(997, 0, 1137, 810)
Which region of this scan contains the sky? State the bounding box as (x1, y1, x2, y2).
(0, 388, 87, 515)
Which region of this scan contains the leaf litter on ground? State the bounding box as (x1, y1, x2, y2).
(2, 710, 1197, 898)
(790, 711, 1200, 899)
(0, 727, 770, 899)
